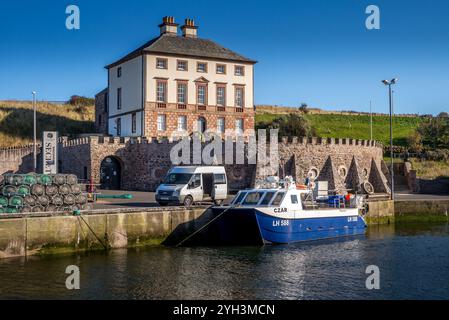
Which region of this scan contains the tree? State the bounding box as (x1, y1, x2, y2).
(437, 112, 449, 118)
(298, 103, 309, 114)
(257, 113, 315, 139)
(67, 95, 95, 107)
(407, 132, 423, 153)
(416, 117, 449, 150)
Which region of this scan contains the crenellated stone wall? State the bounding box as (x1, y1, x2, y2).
(0, 135, 388, 194)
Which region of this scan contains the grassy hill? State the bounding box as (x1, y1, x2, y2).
(0, 101, 94, 148)
(256, 106, 423, 146)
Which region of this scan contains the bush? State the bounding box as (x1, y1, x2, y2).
(256, 113, 315, 139)
(67, 95, 95, 107)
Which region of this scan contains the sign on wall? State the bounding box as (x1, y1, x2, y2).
(42, 131, 58, 174)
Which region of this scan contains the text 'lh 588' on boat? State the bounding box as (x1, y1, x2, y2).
(178, 176, 368, 246)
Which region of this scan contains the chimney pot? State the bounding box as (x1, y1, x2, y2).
(182, 18, 198, 38)
(159, 16, 179, 36)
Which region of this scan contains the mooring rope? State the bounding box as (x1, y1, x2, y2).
(175, 205, 235, 247)
(77, 214, 109, 251)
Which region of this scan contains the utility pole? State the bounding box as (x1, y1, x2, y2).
(370, 100, 373, 140)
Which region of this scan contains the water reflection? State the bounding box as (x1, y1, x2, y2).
(1, 223, 449, 299)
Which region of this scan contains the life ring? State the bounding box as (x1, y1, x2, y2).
(362, 181, 375, 195)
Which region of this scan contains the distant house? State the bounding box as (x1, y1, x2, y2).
(95, 16, 256, 138)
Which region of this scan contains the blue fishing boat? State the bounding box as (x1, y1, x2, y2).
(205, 177, 367, 245)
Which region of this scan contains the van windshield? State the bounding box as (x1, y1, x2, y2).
(163, 173, 193, 185)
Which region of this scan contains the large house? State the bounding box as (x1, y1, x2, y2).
(95, 16, 256, 138)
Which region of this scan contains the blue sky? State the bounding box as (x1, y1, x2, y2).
(0, 0, 448, 115)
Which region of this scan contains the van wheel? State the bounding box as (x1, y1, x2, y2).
(183, 196, 193, 208)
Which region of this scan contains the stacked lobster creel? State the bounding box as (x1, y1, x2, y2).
(0, 173, 92, 214)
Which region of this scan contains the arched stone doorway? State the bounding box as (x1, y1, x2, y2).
(100, 156, 122, 190)
(197, 117, 207, 133)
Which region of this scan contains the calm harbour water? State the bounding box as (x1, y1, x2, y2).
(1, 222, 449, 300)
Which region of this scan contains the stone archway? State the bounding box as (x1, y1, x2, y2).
(100, 156, 122, 190)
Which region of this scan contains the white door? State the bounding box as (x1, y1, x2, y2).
(188, 173, 203, 201)
(213, 173, 228, 200)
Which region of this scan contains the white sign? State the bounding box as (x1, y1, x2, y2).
(43, 131, 58, 174)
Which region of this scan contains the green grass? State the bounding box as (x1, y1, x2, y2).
(256, 111, 423, 146)
(0, 100, 94, 148)
(409, 158, 449, 179)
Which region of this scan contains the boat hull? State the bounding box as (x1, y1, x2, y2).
(207, 207, 367, 245)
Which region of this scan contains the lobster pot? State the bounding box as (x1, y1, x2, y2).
(0, 174, 4, 186)
(0, 196, 8, 207)
(37, 174, 52, 185)
(32, 205, 45, 213)
(6, 207, 19, 214)
(12, 174, 24, 186)
(0, 207, 5, 214)
(3, 174, 14, 185)
(61, 206, 73, 212)
(59, 184, 71, 195)
(37, 195, 50, 206)
(9, 196, 24, 207)
(75, 194, 88, 204)
(66, 174, 78, 185)
(2, 185, 17, 196)
(23, 195, 37, 206)
(51, 195, 64, 206)
(17, 185, 31, 196)
(70, 205, 81, 211)
(20, 206, 33, 213)
(71, 184, 82, 195)
(64, 194, 76, 205)
(23, 174, 37, 185)
(45, 185, 59, 196)
(31, 184, 45, 196)
(53, 174, 66, 185)
(45, 204, 60, 212)
(80, 203, 93, 211)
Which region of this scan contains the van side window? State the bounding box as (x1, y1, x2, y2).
(260, 192, 275, 205)
(291, 195, 299, 204)
(191, 174, 201, 188)
(271, 192, 286, 206)
(214, 174, 226, 184)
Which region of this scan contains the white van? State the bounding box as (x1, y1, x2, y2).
(155, 166, 228, 207)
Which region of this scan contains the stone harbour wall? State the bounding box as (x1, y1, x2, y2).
(0, 207, 206, 259)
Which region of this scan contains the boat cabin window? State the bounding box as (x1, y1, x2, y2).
(232, 192, 247, 205)
(291, 194, 299, 204)
(271, 192, 286, 206)
(242, 192, 264, 205)
(260, 191, 276, 205)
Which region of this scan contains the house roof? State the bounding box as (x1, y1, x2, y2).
(105, 34, 257, 69)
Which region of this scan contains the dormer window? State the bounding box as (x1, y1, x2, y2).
(156, 58, 168, 69)
(197, 62, 207, 73)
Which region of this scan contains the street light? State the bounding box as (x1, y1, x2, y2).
(32, 91, 37, 173)
(382, 78, 398, 200)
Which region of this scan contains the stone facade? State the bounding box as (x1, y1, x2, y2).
(0, 136, 390, 194)
(94, 89, 108, 134)
(143, 102, 255, 139)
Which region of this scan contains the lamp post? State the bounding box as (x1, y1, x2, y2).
(382, 78, 398, 200)
(32, 91, 37, 172)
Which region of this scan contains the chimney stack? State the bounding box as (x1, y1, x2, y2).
(181, 18, 198, 38)
(159, 16, 178, 36)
